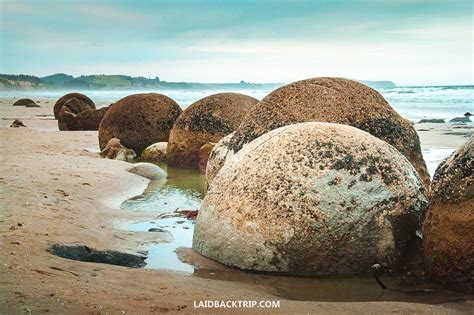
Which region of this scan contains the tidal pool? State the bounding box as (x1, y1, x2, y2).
(120, 162, 472, 304)
(121, 163, 204, 273)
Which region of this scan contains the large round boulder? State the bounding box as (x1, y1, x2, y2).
(167, 93, 257, 168)
(422, 136, 473, 292)
(98, 93, 182, 155)
(53, 93, 95, 119)
(193, 122, 428, 275)
(226, 78, 429, 187)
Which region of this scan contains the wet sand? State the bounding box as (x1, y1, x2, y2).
(0, 97, 473, 314)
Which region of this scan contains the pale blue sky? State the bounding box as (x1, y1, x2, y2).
(0, 0, 472, 85)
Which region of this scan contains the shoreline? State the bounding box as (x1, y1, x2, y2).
(0, 98, 473, 314)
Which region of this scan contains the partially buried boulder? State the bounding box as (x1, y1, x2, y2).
(226, 78, 430, 187)
(53, 93, 95, 119)
(126, 162, 167, 180)
(206, 132, 234, 185)
(422, 136, 473, 293)
(100, 138, 136, 162)
(141, 142, 168, 163)
(167, 93, 257, 168)
(99, 93, 182, 155)
(193, 122, 428, 275)
(12, 98, 37, 107)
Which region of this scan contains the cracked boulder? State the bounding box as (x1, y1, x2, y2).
(53, 93, 95, 119)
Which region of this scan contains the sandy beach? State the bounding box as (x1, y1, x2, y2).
(0, 97, 473, 314)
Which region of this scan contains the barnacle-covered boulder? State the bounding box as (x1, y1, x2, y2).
(226, 78, 429, 187)
(423, 136, 474, 293)
(193, 122, 428, 275)
(98, 93, 182, 155)
(167, 93, 257, 168)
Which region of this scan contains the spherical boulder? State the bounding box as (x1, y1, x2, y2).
(53, 93, 95, 119)
(422, 136, 473, 292)
(99, 93, 182, 155)
(227, 77, 429, 187)
(126, 162, 167, 180)
(141, 142, 168, 163)
(13, 98, 36, 106)
(206, 132, 234, 186)
(193, 122, 428, 275)
(167, 93, 257, 168)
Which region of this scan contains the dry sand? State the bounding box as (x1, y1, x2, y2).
(0, 97, 473, 314)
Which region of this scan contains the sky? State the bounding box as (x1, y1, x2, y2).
(0, 0, 472, 85)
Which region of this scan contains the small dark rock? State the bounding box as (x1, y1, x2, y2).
(148, 228, 166, 233)
(417, 119, 445, 124)
(449, 117, 471, 123)
(13, 98, 36, 106)
(10, 120, 26, 128)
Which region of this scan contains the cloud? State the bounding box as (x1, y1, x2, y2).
(0, 0, 472, 85)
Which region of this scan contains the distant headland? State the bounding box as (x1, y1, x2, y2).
(0, 73, 396, 90)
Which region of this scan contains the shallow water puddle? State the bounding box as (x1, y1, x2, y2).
(127, 217, 195, 273)
(121, 163, 204, 273)
(121, 162, 473, 304)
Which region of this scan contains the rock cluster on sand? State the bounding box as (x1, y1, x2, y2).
(225, 77, 429, 187)
(141, 142, 168, 163)
(194, 122, 428, 275)
(422, 136, 473, 293)
(126, 162, 167, 180)
(53, 93, 95, 119)
(99, 93, 182, 155)
(59, 105, 111, 131)
(13, 98, 39, 107)
(100, 138, 136, 162)
(167, 93, 257, 168)
(206, 132, 234, 185)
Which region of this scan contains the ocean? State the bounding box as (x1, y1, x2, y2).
(3, 85, 473, 122)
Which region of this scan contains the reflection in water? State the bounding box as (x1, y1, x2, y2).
(193, 269, 471, 303)
(121, 163, 205, 213)
(121, 163, 204, 273)
(128, 218, 195, 273)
